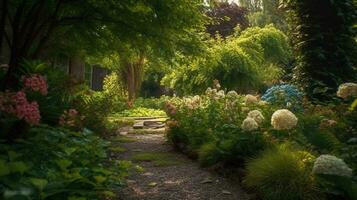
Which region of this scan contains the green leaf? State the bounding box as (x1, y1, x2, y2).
(55, 159, 72, 171)
(9, 161, 29, 174)
(30, 178, 48, 190)
(0, 160, 10, 176)
(101, 191, 115, 197)
(64, 147, 77, 156)
(349, 98, 357, 111)
(8, 151, 21, 161)
(68, 197, 86, 200)
(94, 175, 107, 184)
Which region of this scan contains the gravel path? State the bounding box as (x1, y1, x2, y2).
(113, 132, 251, 200)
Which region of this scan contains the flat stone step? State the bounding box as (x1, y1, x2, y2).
(133, 121, 144, 129)
(128, 116, 167, 120)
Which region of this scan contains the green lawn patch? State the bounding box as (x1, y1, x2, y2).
(112, 136, 137, 143)
(109, 146, 127, 153)
(131, 152, 185, 167)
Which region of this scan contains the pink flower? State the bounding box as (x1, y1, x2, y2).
(0, 91, 41, 125)
(21, 74, 48, 96)
(23, 102, 40, 125)
(165, 102, 177, 116)
(14, 100, 40, 125)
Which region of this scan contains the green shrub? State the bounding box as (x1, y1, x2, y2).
(75, 91, 128, 133)
(166, 92, 271, 165)
(162, 25, 290, 94)
(198, 142, 221, 166)
(0, 125, 131, 199)
(133, 96, 170, 110)
(117, 107, 166, 117)
(244, 145, 322, 200)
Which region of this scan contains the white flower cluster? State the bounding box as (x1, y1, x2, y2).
(183, 95, 201, 109)
(241, 117, 259, 131)
(205, 87, 215, 96)
(312, 155, 353, 178)
(248, 110, 265, 124)
(226, 90, 239, 99)
(205, 87, 225, 100)
(271, 109, 298, 130)
(258, 100, 269, 106)
(337, 83, 357, 99)
(241, 110, 264, 131)
(245, 94, 258, 105)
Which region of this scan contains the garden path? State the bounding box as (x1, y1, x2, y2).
(112, 123, 251, 200)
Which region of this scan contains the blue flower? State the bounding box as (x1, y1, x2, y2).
(261, 84, 304, 111)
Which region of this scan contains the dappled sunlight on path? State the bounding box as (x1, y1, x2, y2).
(112, 131, 251, 200)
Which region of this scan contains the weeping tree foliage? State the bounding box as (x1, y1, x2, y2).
(162, 25, 291, 95)
(286, 0, 357, 102)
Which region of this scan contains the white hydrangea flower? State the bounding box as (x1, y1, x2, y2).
(258, 100, 269, 106)
(213, 90, 225, 100)
(217, 90, 225, 97)
(183, 96, 201, 109)
(241, 117, 259, 131)
(248, 110, 265, 125)
(337, 83, 357, 99)
(312, 155, 353, 178)
(271, 109, 298, 130)
(205, 87, 213, 95)
(215, 83, 221, 89)
(245, 94, 258, 105)
(241, 107, 250, 113)
(226, 90, 238, 99)
(192, 95, 201, 103)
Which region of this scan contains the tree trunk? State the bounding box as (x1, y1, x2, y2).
(127, 63, 136, 101)
(0, 0, 7, 57)
(121, 53, 145, 102)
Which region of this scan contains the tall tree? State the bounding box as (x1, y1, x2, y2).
(0, 0, 207, 91)
(287, 0, 357, 101)
(238, 0, 262, 12)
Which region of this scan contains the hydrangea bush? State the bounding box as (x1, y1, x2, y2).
(165, 84, 356, 200)
(271, 109, 298, 130)
(313, 155, 353, 178)
(0, 74, 49, 126)
(261, 84, 303, 111)
(165, 88, 278, 164)
(336, 82, 357, 100)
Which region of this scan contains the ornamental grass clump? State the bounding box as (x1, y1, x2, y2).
(244, 145, 322, 200)
(271, 109, 298, 130)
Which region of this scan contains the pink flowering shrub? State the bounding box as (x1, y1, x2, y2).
(59, 109, 85, 128)
(0, 91, 41, 125)
(0, 74, 48, 126)
(165, 102, 177, 117)
(21, 74, 48, 95)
